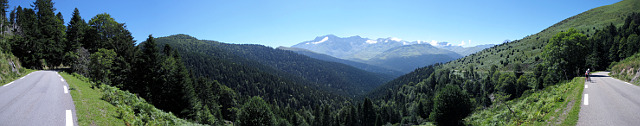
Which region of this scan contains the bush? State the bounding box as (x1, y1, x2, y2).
(100, 84, 203, 126)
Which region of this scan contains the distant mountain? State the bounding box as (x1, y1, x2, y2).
(154, 34, 394, 97)
(291, 35, 491, 73)
(367, 44, 462, 73)
(292, 35, 404, 60)
(278, 46, 404, 77)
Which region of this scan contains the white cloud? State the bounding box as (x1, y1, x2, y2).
(458, 41, 465, 46)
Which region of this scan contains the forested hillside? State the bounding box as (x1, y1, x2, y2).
(153, 34, 393, 96)
(443, 0, 640, 71)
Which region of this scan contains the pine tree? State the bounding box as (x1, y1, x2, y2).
(66, 8, 88, 62)
(361, 98, 376, 126)
(12, 6, 42, 69)
(34, 0, 65, 68)
(0, 0, 8, 33)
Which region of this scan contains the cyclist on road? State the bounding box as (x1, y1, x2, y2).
(585, 68, 591, 82)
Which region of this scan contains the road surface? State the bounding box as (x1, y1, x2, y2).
(578, 72, 640, 126)
(0, 71, 77, 126)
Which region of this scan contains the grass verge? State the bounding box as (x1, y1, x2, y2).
(60, 72, 124, 126)
(465, 77, 585, 125)
(60, 72, 203, 126)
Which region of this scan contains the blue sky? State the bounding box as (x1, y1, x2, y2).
(10, 0, 621, 47)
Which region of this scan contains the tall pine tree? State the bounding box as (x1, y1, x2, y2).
(65, 8, 88, 66)
(34, 0, 65, 68)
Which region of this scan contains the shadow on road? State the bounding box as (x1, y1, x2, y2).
(590, 74, 609, 78)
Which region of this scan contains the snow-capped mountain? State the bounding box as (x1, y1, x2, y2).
(291, 35, 496, 73)
(293, 35, 418, 60)
(292, 34, 491, 60)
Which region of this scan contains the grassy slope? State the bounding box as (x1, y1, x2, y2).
(610, 52, 640, 85)
(443, 0, 640, 71)
(60, 72, 124, 125)
(60, 72, 203, 126)
(465, 77, 584, 125)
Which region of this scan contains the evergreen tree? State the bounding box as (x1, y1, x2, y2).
(34, 0, 65, 68)
(216, 80, 237, 121)
(361, 98, 376, 126)
(136, 35, 161, 101)
(0, 0, 8, 33)
(155, 44, 193, 116)
(12, 6, 42, 69)
(66, 8, 88, 65)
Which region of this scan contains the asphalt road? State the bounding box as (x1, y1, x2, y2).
(578, 72, 640, 126)
(0, 71, 77, 126)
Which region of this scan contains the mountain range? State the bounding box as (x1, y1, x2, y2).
(289, 34, 494, 73)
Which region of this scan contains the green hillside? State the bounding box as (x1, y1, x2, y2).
(365, 0, 640, 125)
(444, 0, 640, 71)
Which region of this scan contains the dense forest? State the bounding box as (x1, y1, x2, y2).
(2, 0, 640, 126)
(153, 35, 393, 97)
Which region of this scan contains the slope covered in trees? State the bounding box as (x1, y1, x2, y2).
(443, 0, 640, 71)
(153, 34, 393, 96)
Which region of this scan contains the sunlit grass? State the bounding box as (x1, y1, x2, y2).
(60, 72, 125, 126)
(465, 77, 584, 125)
